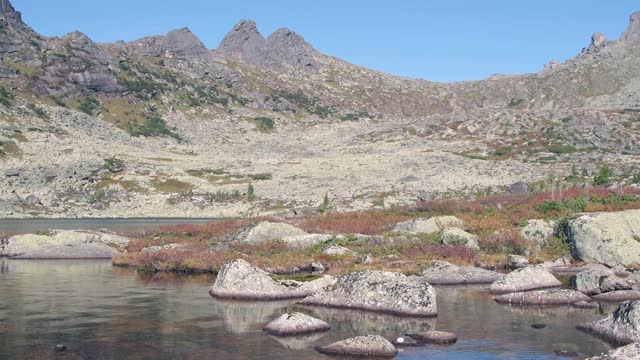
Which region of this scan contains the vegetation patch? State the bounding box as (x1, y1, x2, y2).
(250, 117, 275, 132)
(0, 86, 14, 107)
(127, 114, 182, 141)
(151, 178, 194, 194)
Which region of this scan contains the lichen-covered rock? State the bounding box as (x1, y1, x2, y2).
(415, 260, 503, 285)
(263, 312, 330, 336)
(223, 222, 309, 245)
(393, 216, 464, 235)
(281, 234, 332, 248)
(315, 335, 397, 358)
(521, 219, 556, 245)
(323, 244, 356, 256)
(1, 230, 129, 259)
(299, 270, 437, 316)
(573, 266, 616, 295)
(493, 289, 590, 305)
(209, 259, 335, 300)
(567, 210, 640, 267)
(441, 227, 479, 250)
(579, 300, 640, 344)
(490, 266, 562, 294)
(586, 343, 640, 360)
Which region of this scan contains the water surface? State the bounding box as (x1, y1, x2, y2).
(0, 218, 214, 235)
(0, 259, 614, 359)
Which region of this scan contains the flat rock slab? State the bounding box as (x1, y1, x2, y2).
(578, 300, 640, 344)
(592, 290, 640, 302)
(490, 266, 562, 294)
(416, 260, 503, 285)
(316, 335, 397, 358)
(299, 270, 437, 317)
(1, 230, 129, 259)
(586, 343, 640, 360)
(210, 259, 335, 300)
(493, 289, 590, 305)
(263, 312, 330, 336)
(405, 331, 457, 345)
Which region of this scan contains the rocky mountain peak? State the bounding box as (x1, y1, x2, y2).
(0, 0, 30, 31)
(622, 12, 640, 42)
(163, 27, 212, 61)
(587, 32, 607, 52)
(261, 27, 319, 71)
(216, 19, 266, 61)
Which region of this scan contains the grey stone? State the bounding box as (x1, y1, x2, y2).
(299, 270, 438, 317)
(415, 260, 503, 285)
(490, 265, 562, 294)
(508, 181, 529, 194)
(404, 331, 457, 345)
(579, 300, 640, 344)
(209, 259, 335, 300)
(573, 265, 616, 295)
(5, 169, 20, 177)
(592, 290, 640, 302)
(223, 221, 309, 245)
(508, 254, 530, 269)
(393, 216, 464, 235)
(622, 12, 640, 42)
(323, 244, 356, 256)
(588, 32, 607, 52)
(315, 335, 397, 358)
(567, 210, 640, 267)
(521, 219, 556, 245)
(263, 312, 330, 336)
(1, 230, 129, 259)
(586, 343, 640, 360)
(441, 227, 479, 250)
(216, 20, 266, 62)
(493, 289, 590, 305)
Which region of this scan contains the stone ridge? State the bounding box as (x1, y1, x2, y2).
(216, 19, 266, 62)
(622, 12, 640, 42)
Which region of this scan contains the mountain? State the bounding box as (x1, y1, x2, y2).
(0, 0, 639, 218)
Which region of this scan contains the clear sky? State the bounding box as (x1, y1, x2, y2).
(12, 0, 639, 82)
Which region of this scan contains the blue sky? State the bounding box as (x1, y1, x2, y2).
(12, 0, 638, 82)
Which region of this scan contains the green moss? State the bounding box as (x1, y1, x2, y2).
(252, 117, 275, 132)
(151, 178, 193, 193)
(77, 97, 101, 115)
(127, 114, 182, 141)
(0, 86, 14, 107)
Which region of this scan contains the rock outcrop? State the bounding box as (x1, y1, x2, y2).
(415, 260, 503, 285)
(493, 289, 590, 305)
(263, 312, 330, 336)
(393, 216, 464, 235)
(579, 300, 640, 344)
(223, 222, 309, 245)
(300, 270, 437, 316)
(216, 20, 266, 62)
(567, 210, 640, 267)
(521, 219, 556, 245)
(622, 12, 640, 42)
(507, 254, 530, 269)
(209, 259, 335, 300)
(323, 244, 356, 256)
(0, 230, 129, 259)
(128, 28, 213, 62)
(315, 335, 397, 358)
(441, 227, 479, 249)
(490, 266, 562, 294)
(586, 343, 640, 360)
(587, 32, 607, 52)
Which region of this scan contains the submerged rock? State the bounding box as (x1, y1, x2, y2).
(493, 289, 590, 305)
(263, 312, 330, 336)
(567, 210, 640, 267)
(210, 259, 335, 300)
(315, 335, 397, 358)
(586, 343, 640, 360)
(393, 216, 464, 235)
(1, 230, 129, 259)
(299, 270, 437, 317)
(490, 266, 562, 294)
(415, 260, 503, 285)
(578, 300, 640, 344)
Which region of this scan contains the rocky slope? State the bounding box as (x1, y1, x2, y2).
(1, 0, 640, 217)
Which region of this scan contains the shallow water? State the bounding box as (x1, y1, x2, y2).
(0, 259, 616, 359)
(0, 218, 214, 235)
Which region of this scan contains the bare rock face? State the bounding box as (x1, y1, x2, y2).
(0, 0, 28, 31)
(315, 335, 397, 358)
(0, 230, 129, 259)
(622, 12, 640, 42)
(128, 28, 213, 62)
(299, 270, 438, 316)
(216, 20, 266, 62)
(579, 300, 640, 344)
(567, 210, 640, 267)
(490, 266, 562, 294)
(588, 32, 607, 52)
(209, 259, 335, 300)
(586, 343, 640, 360)
(493, 289, 590, 305)
(415, 260, 503, 285)
(263, 312, 330, 336)
(259, 28, 319, 72)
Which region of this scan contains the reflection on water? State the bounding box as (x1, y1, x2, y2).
(0, 218, 214, 235)
(0, 259, 613, 359)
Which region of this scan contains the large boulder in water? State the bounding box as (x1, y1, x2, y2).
(493, 289, 590, 305)
(586, 343, 640, 360)
(315, 335, 397, 358)
(299, 270, 437, 316)
(573, 265, 632, 296)
(414, 260, 503, 285)
(579, 300, 640, 344)
(566, 210, 640, 267)
(209, 259, 335, 300)
(490, 266, 562, 294)
(263, 312, 330, 336)
(393, 216, 464, 235)
(0, 230, 129, 259)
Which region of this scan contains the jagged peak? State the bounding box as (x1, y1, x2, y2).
(0, 0, 31, 32)
(63, 31, 95, 44)
(217, 19, 266, 60)
(622, 11, 640, 42)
